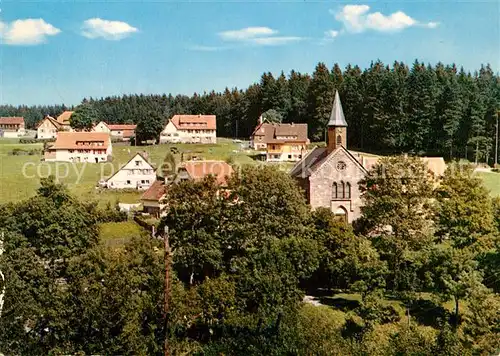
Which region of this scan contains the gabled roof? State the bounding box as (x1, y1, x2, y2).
(106, 152, 154, 182)
(180, 160, 234, 186)
(141, 180, 166, 201)
(290, 146, 367, 179)
(51, 132, 110, 150)
(0, 117, 24, 125)
(170, 115, 216, 130)
(108, 124, 137, 131)
(56, 111, 74, 125)
(36, 116, 61, 129)
(328, 90, 347, 127)
(251, 122, 308, 143)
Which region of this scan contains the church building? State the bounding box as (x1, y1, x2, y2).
(290, 90, 446, 223)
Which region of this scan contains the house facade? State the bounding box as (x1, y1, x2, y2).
(105, 153, 156, 190)
(159, 115, 216, 144)
(141, 180, 167, 217)
(0, 117, 25, 138)
(266, 140, 308, 162)
(44, 132, 112, 163)
(250, 119, 309, 151)
(93, 121, 137, 141)
(291, 91, 445, 223)
(37, 116, 62, 139)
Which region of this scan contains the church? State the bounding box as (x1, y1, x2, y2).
(290, 91, 445, 223)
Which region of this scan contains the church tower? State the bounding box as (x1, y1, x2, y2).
(327, 90, 348, 154)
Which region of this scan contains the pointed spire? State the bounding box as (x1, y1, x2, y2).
(328, 90, 347, 127)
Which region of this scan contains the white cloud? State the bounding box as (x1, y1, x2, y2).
(187, 44, 227, 52)
(324, 30, 339, 39)
(82, 18, 138, 40)
(218, 26, 302, 46)
(218, 27, 277, 41)
(0, 18, 60, 45)
(333, 5, 438, 33)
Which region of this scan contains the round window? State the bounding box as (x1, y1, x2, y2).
(336, 161, 347, 171)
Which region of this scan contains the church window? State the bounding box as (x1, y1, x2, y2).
(339, 181, 345, 198)
(337, 135, 342, 146)
(332, 182, 338, 199)
(336, 161, 346, 171)
(346, 182, 351, 199)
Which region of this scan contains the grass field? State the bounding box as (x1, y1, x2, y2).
(474, 171, 500, 196)
(0, 138, 277, 206)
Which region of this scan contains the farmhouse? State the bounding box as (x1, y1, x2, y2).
(36, 115, 62, 139)
(44, 132, 112, 163)
(0, 117, 25, 138)
(250, 119, 309, 152)
(141, 180, 167, 217)
(105, 153, 156, 190)
(290, 91, 445, 223)
(159, 114, 216, 144)
(93, 121, 137, 141)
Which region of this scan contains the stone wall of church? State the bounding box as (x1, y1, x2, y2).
(308, 149, 365, 223)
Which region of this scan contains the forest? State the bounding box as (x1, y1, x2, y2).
(1, 159, 500, 355)
(1, 60, 499, 162)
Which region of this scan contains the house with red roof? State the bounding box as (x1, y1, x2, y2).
(159, 114, 216, 144)
(44, 132, 112, 162)
(0, 117, 25, 138)
(140, 180, 167, 217)
(93, 121, 137, 141)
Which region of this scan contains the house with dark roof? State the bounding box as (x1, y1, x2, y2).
(250, 119, 309, 151)
(159, 114, 217, 144)
(104, 152, 156, 190)
(0, 117, 25, 138)
(291, 90, 446, 223)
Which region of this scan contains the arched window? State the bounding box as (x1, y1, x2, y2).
(336, 135, 342, 146)
(339, 181, 345, 199)
(334, 206, 348, 223)
(346, 182, 351, 199)
(332, 182, 338, 199)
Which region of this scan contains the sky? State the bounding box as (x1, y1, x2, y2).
(1, 0, 499, 106)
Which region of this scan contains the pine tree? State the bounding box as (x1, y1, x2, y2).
(307, 63, 334, 141)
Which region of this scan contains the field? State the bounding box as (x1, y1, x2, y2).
(0, 138, 285, 206)
(474, 171, 500, 196)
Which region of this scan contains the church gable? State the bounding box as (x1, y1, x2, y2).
(310, 146, 366, 182)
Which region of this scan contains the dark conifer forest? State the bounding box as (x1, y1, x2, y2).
(2, 60, 499, 161)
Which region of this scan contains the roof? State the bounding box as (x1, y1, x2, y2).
(181, 160, 234, 186)
(267, 139, 308, 144)
(56, 111, 74, 125)
(106, 152, 154, 182)
(141, 180, 166, 201)
(108, 124, 137, 131)
(0, 117, 24, 125)
(50, 132, 110, 150)
(251, 122, 308, 143)
(328, 90, 347, 127)
(122, 129, 135, 138)
(359, 155, 446, 177)
(36, 116, 61, 129)
(170, 114, 216, 130)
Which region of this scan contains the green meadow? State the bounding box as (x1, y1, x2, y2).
(0, 138, 287, 206)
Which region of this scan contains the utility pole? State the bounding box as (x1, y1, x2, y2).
(163, 226, 171, 356)
(496, 110, 499, 167)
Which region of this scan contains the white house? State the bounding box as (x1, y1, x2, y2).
(105, 152, 156, 190)
(93, 121, 137, 141)
(0, 117, 25, 138)
(159, 114, 216, 144)
(141, 180, 167, 217)
(44, 132, 112, 163)
(36, 115, 61, 139)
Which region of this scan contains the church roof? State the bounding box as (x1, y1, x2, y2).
(327, 90, 347, 127)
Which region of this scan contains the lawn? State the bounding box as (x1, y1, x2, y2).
(474, 171, 500, 196)
(99, 221, 148, 247)
(0, 138, 276, 206)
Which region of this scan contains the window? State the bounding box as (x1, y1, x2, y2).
(126, 180, 131, 184)
(333, 181, 350, 199)
(141, 180, 145, 184)
(135, 160, 142, 166)
(40, 129, 44, 133)
(346, 182, 351, 199)
(288, 154, 292, 159)
(146, 180, 150, 183)
(339, 181, 345, 199)
(332, 182, 338, 199)
(337, 135, 342, 146)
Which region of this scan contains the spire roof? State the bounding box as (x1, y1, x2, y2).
(327, 90, 347, 127)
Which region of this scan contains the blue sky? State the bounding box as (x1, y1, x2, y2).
(1, 1, 499, 105)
